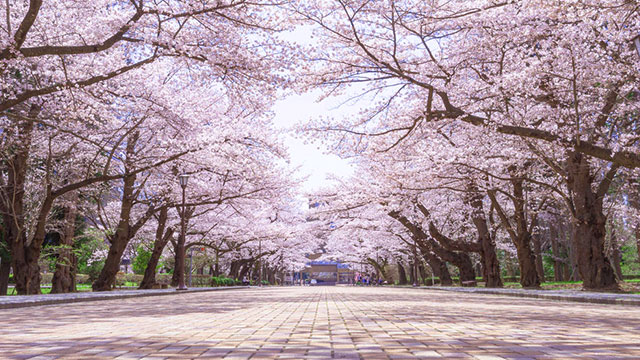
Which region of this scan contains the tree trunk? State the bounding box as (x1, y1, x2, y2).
(239, 262, 252, 281)
(607, 228, 624, 281)
(466, 191, 503, 288)
(566, 152, 618, 290)
(3, 105, 41, 294)
(93, 171, 136, 291)
(214, 250, 220, 277)
(140, 208, 173, 289)
(229, 260, 241, 279)
(487, 178, 540, 289)
(0, 230, 10, 295)
(408, 261, 417, 285)
(0, 258, 10, 296)
(420, 249, 452, 286)
(397, 261, 408, 285)
(514, 233, 540, 288)
(93, 132, 156, 291)
(174, 202, 192, 289)
(388, 211, 475, 284)
(171, 248, 180, 287)
(532, 234, 545, 283)
(419, 265, 428, 285)
(439, 262, 452, 285)
(51, 191, 79, 293)
(550, 225, 564, 282)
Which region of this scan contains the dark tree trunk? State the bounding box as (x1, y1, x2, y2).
(11, 233, 41, 295)
(268, 267, 276, 284)
(465, 191, 503, 288)
(439, 261, 452, 285)
(419, 248, 452, 286)
(239, 262, 252, 281)
(367, 257, 390, 283)
(397, 261, 408, 285)
(140, 208, 174, 289)
(0, 259, 10, 296)
(139, 232, 171, 288)
(171, 248, 180, 287)
(514, 233, 540, 288)
(532, 234, 545, 283)
(487, 177, 541, 289)
(3, 105, 41, 294)
(51, 191, 79, 293)
(566, 152, 618, 290)
(408, 261, 417, 285)
(550, 224, 564, 282)
(229, 260, 241, 279)
(0, 229, 10, 295)
(93, 135, 139, 292)
(607, 228, 624, 281)
(93, 132, 157, 291)
(214, 250, 220, 277)
(389, 210, 476, 284)
(419, 265, 428, 285)
(423, 238, 475, 284)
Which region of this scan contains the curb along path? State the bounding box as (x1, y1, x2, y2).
(0, 286, 249, 309)
(422, 286, 640, 306)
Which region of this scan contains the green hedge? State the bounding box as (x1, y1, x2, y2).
(211, 276, 239, 286)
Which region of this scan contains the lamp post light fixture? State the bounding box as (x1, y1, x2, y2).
(176, 173, 189, 291)
(634, 35, 640, 58)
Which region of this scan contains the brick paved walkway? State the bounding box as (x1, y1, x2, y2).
(3, 286, 640, 359)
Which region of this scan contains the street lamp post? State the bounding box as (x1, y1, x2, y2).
(412, 240, 419, 287)
(258, 237, 262, 287)
(188, 247, 194, 288)
(176, 173, 189, 291)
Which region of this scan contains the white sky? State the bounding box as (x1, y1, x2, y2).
(272, 90, 355, 193)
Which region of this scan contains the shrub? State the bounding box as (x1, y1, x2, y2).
(132, 245, 153, 275)
(157, 273, 172, 285)
(86, 259, 105, 282)
(211, 276, 237, 286)
(76, 274, 90, 284)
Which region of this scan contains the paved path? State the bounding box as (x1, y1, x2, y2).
(2, 287, 640, 359)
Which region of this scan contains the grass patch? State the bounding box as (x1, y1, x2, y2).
(7, 284, 93, 296)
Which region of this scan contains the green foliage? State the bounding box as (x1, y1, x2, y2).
(542, 249, 561, 279)
(132, 245, 154, 275)
(86, 260, 105, 282)
(211, 276, 237, 286)
(620, 242, 640, 275)
(75, 228, 108, 275)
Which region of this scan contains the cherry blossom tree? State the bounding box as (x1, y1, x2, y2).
(293, 0, 639, 289)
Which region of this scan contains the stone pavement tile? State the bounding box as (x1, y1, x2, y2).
(412, 350, 442, 357)
(3, 287, 640, 359)
(114, 352, 150, 359)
